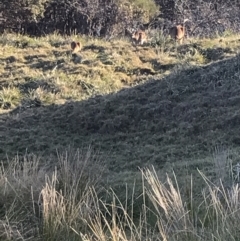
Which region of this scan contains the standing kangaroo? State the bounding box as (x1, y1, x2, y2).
(71, 41, 82, 54)
(169, 19, 190, 44)
(131, 30, 148, 45)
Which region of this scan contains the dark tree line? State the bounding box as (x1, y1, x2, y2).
(0, 0, 159, 37)
(158, 0, 240, 37)
(0, 0, 239, 38)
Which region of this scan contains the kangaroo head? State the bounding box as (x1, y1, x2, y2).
(131, 31, 139, 39)
(71, 41, 81, 53)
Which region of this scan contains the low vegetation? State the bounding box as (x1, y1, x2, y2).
(0, 31, 240, 240)
(1, 148, 240, 240)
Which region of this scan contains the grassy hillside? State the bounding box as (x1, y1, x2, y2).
(1, 33, 240, 172)
(1, 32, 240, 240)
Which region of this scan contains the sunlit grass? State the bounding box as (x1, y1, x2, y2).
(0, 86, 22, 110)
(0, 32, 240, 111)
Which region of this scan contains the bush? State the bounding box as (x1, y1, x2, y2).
(0, 0, 159, 37)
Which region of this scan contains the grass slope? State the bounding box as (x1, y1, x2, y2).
(1, 32, 240, 240)
(0, 33, 240, 185)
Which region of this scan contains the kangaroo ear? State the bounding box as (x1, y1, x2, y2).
(71, 42, 76, 49)
(76, 42, 80, 47)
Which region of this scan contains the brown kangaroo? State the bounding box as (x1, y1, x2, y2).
(169, 19, 190, 44)
(71, 41, 82, 54)
(131, 30, 148, 45)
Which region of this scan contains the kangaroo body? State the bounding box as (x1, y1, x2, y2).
(131, 30, 148, 45)
(169, 25, 185, 44)
(169, 19, 190, 44)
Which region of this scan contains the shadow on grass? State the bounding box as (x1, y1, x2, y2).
(17, 79, 60, 95)
(0, 56, 18, 63)
(201, 47, 234, 61)
(187, 43, 234, 61)
(0, 80, 12, 89)
(82, 44, 106, 52)
(0, 54, 240, 176)
(24, 55, 48, 62)
(150, 59, 176, 72)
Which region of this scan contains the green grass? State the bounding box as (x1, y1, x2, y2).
(1, 31, 240, 240)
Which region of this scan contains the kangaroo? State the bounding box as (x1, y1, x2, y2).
(169, 19, 190, 44)
(131, 30, 148, 45)
(71, 41, 82, 54)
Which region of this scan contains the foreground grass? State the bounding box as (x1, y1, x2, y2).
(0, 149, 240, 240)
